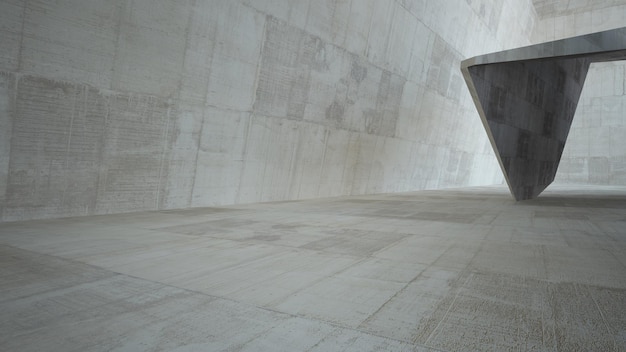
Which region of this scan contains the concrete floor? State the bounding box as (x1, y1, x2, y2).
(1, 185, 625, 351)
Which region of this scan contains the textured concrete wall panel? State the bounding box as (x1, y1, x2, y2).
(20, 0, 120, 89)
(177, 1, 218, 105)
(160, 105, 203, 209)
(191, 108, 249, 207)
(0, 1, 24, 72)
(95, 93, 171, 214)
(534, 5, 626, 187)
(206, 2, 265, 111)
(112, 0, 190, 97)
(5, 76, 107, 220)
(0, 72, 16, 215)
(254, 17, 311, 119)
(0, 0, 539, 220)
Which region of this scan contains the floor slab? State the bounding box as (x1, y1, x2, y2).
(1, 185, 625, 351)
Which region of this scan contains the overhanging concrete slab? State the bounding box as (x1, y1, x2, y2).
(462, 27, 626, 200)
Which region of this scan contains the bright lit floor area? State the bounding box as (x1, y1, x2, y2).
(1, 185, 625, 351)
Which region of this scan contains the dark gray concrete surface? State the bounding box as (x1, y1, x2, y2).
(1, 185, 625, 351)
(462, 27, 626, 200)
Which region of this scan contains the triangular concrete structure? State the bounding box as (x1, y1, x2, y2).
(462, 28, 626, 200)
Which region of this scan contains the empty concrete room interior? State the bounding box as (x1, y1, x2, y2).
(0, 0, 625, 351)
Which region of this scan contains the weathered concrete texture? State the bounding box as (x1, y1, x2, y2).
(0, 0, 538, 221)
(533, 0, 626, 19)
(1, 186, 625, 351)
(466, 57, 590, 200)
(532, 4, 626, 187)
(533, 1, 626, 42)
(462, 27, 626, 200)
(557, 61, 626, 185)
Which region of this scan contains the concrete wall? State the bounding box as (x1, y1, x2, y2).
(0, 0, 536, 221)
(532, 2, 626, 185)
(466, 55, 591, 200)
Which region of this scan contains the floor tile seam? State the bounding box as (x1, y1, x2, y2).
(23, 237, 278, 287)
(1, 284, 203, 343)
(115, 237, 361, 288)
(142, 250, 295, 287)
(605, 247, 626, 269)
(357, 245, 465, 331)
(354, 269, 425, 330)
(260, 256, 373, 307)
(0, 243, 121, 274)
(429, 238, 475, 264)
(303, 326, 452, 352)
(420, 271, 474, 346)
(7, 291, 214, 351)
(365, 231, 416, 258)
(588, 287, 620, 351)
(464, 265, 626, 292)
(81, 238, 239, 270)
(463, 235, 489, 272)
(107, 264, 448, 351)
(200, 252, 349, 302)
(0, 274, 151, 311)
(45, 238, 204, 261)
(85, 235, 223, 257)
(226, 319, 296, 352)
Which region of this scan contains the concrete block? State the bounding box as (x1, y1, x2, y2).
(610, 126, 626, 158)
(365, 0, 394, 69)
(340, 59, 382, 133)
(386, 5, 417, 76)
(316, 129, 351, 197)
(288, 121, 328, 199)
(589, 157, 610, 184)
(4, 76, 107, 220)
(0, 72, 15, 215)
(206, 2, 265, 111)
(240, 0, 290, 24)
(0, 1, 24, 72)
(305, 0, 350, 48)
(19, 0, 119, 88)
(407, 22, 434, 84)
(191, 107, 249, 207)
(588, 127, 610, 157)
(610, 156, 626, 184)
(462, 27, 626, 199)
(395, 81, 423, 140)
(254, 18, 313, 120)
(112, 0, 191, 97)
(347, 133, 377, 195)
(95, 92, 171, 214)
(342, 0, 375, 55)
(259, 118, 303, 201)
(160, 104, 204, 209)
(364, 71, 404, 137)
(427, 36, 458, 98)
(177, 1, 218, 105)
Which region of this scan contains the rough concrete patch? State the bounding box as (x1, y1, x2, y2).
(302, 35, 328, 71)
(351, 60, 367, 84)
(326, 100, 345, 126)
